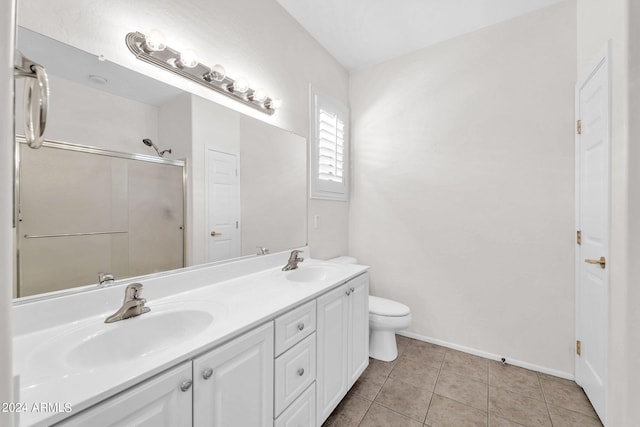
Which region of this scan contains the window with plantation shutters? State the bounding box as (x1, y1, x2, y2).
(310, 86, 349, 201)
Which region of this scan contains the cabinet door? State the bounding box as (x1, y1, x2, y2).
(58, 362, 192, 427)
(316, 283, 349, 425)
(348, 274, 370, 387)
(193, 322, 274, 427)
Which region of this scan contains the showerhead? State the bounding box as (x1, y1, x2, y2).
(141, 138, 172, 157)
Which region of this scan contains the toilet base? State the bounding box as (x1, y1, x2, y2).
(369, 330, 399, 362)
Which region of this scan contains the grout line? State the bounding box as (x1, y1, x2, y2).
(487, 363, 491, 427)
(355, 397, 373, 427)
(536, 372, 554, 426)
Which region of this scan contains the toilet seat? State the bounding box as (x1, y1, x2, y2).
(369, 296, 410, 317)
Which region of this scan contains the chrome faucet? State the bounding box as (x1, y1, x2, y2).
(98, 272, 115, 287)
(104, 283, 150, 323)
(282, 250, 304, 271)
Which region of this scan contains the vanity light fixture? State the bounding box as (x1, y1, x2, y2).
(126, 31, 280, 115)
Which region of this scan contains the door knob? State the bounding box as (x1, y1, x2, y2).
(584, 256, 606, 269)
(210, 231, 222, 237)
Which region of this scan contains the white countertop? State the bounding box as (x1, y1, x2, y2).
(12, 250, 368, 426)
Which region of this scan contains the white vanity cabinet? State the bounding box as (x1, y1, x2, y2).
(316, 273, 369, 425)
(193, 322, 274, 427)
(57, 362, 193, 427)
(48, 270, 370, 427)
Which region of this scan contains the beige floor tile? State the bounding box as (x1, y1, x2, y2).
(489, 362, 544, 400)
(489, 414, 527, 426)
(389, 356, 440, 390)
(435, 370, 488, 411)
(548, 404, 603, 427)
(375, 376, 433, 422)
(322, 392, 371, 427)
(402, 342, 446, 370)
(426, 394, 488, 427)
(538, 374, 598, 418)
(359, 403, 423, 427)
(368, 357, 396, 376)
(489, 386, 551, 426)
(441, 350, 489, 383)
(351, 364, 388, 401)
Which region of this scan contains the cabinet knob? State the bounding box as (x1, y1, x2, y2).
(202, 368, 213, 380)
(297, 368, 305, 376)
(345, 290, 351, 296)
(350, 287, 355, 293)
(297, 323, 305, 331)
(180, 379, 193, 392)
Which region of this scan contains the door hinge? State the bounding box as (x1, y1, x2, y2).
(576, 340, 582, 356)
(577, 230, 581, 245)
(236, 221, 239, 229)
(235, 169, 238, 177)
(576, 119, 582, 135)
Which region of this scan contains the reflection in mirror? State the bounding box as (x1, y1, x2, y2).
(14, 27, 308, 299)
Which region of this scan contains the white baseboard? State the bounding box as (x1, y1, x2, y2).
(397, 330, 574, 381)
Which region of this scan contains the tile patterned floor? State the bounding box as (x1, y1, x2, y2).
(323, 335, 603, 427)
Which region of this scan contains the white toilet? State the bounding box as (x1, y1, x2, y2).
(329, 256, 412, 362)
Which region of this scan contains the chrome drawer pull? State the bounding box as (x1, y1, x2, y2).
(180, 379, 193, 392)
(202, 368, 213, 380)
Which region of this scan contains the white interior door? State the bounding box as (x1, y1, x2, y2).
(205, 148, 240, 262)
(575, 46, 610, 423)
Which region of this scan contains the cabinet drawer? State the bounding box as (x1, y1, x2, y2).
(274, 333, 316, 416)
(274, 383, 315, 427)
(274, 300, 316, 356)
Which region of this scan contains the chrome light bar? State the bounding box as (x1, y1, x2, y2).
(125, 31, 281, 115)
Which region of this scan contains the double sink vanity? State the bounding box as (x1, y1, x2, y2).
(12, 248, 369, 426)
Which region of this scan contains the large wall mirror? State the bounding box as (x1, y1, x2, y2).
(14, 27, 308, 300)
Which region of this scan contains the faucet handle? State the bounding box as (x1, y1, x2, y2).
(124, 283, 144, 301)
(98, 272, 115, 287)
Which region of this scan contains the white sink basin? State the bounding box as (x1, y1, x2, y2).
(66, 309, 214, 368)
(286, 265, 341, 283)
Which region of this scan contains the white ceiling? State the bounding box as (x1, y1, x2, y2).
(276, 0, 566, 70)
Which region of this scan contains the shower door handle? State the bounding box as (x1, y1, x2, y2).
(210, 231, 222, 237)
(15, 52, 50, 149)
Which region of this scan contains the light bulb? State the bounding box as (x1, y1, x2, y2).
(233, 76, 249, 93)
(204, 64, 226, 82)
(142, 29, 166, 52)
(211, 64, 226, 81)
(252, 88, 267, 102)
(176, 49, 199, 68)
(269, 98, 282, 109)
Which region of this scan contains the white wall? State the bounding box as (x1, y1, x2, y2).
(240, 116, 307, 256)
(0, 2, 16, 426)
(16, 75, 161, 153)
(349, 1, 577, 374)
(17, 0, 351, 259)
(577, 0, 638, 424)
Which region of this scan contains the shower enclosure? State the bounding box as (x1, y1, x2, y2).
(15, 136, 185, 297)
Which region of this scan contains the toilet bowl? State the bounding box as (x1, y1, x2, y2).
(329, 256, 412, 362)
